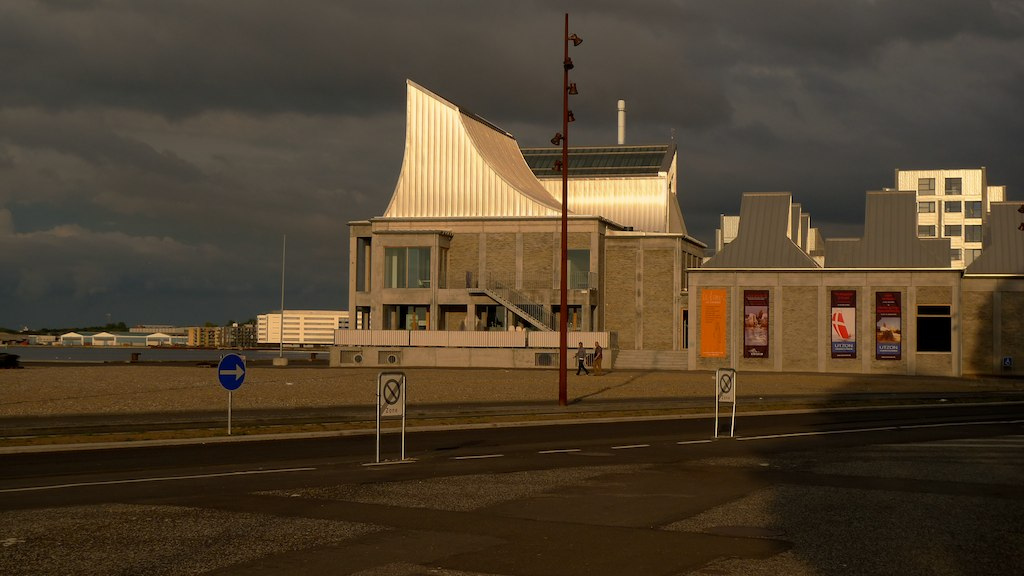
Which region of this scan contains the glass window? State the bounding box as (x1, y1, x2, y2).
(917, 178, 935, 195)
(950, 248, 962, 262)
(918, 225, 936, 237)
(965, 201, 982, 218)
(964, 225, 983, 243)
(944, 177, 962, 195)
(356, 237, 371, 292)
(965, 248, 982, 265)
(944, 225, 962, 237)
(384, 247, 431, 289)
(917, 305, 951, 352)
(944, 201, 961, 213)
(567, 249, 590, 289)
(918, 201, 935, 213)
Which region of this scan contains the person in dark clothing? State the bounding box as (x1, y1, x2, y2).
(575, 342, 589, 375)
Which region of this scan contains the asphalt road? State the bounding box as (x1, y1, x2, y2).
(1, 403, 1022, 575)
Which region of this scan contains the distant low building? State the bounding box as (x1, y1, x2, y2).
(258, 311, 349, 346)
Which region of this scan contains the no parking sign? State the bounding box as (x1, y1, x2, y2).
(715, 368, 737, 438)
(375, 372, 408, 463)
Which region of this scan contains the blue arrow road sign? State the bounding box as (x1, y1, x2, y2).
(218, 353, 246, 391)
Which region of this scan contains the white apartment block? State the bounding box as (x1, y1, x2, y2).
(897, 167, 1006, 268)
(258, 310, 350, 346)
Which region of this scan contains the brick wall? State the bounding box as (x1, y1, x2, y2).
(605, 245, 638, 350)
(485, 233, 516, 285)
(782, 286, 818, 371)
(522, 233, 554, 289)
(448, 233, 479, 288)
(642, 249, 675, 350)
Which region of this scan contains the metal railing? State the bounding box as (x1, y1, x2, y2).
(485, 273, 554, 330)
(335, 329, 606, 349)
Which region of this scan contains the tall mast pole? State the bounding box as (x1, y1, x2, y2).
(558, 13, 570, 406)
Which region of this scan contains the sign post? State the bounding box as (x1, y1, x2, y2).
(715, 368, 737, 438)
(376, 372, 407, 463)
(218, 353, 246, 435)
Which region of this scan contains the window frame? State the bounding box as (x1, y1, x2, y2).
(916, 305, 952, 353)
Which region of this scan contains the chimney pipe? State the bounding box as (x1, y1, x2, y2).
(617, 100, 626, 145)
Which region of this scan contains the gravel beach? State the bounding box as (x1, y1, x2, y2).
(2, 364, 1021, 420)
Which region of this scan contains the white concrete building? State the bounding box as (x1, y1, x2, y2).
(258, 310, 349, 346)
(897, 167, 1005, 268)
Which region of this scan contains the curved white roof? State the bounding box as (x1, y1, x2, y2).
(384, 81, 563, 218)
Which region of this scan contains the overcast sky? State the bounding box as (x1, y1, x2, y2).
(2, 0, 1022, 330)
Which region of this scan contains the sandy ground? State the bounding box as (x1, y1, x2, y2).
(1, 364, 1021, 419)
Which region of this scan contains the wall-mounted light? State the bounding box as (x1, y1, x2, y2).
(551, 132, 564, 145)
(552, 160, 564, 172)
(567, 110, 575, 123)
(569, 33, 583, 46)
(567, 83, 578, 95)
(564, 57, 574, 71)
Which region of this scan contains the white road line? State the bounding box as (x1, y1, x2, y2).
(677, 440, 713, 445)
(737, 420, 1024, 442)
(452, 454, 504, 460)
(738, 426, 897, 440)
(538, 449, 581, 454)
(611, 444, 650, 450)
(0, 467, 317, 494)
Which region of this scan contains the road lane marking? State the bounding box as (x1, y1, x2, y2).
(737, 426, 897, 440)
(677, 440, 713, 445)
(452, 454, 504, 460)
(0, 467, 316, 494)
(539, 449, 581, 454)
(611, 444, 650, 450)
(737, 420, 1024, 442)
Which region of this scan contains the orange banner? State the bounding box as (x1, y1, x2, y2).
(700, 289, 727, 358)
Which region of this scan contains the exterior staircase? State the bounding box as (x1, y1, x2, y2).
(473, 275, 554, 331)
(612, 349, 689, 371)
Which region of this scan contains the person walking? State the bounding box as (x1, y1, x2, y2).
(575, 342, 590, 376)
(593, 341, 603, 376)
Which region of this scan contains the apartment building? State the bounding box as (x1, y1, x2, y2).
(897, 167, 1006, 268)
(258, 310, 349, 346)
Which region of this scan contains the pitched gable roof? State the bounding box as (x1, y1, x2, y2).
(965, 202, 1024, 274)
(703, 193, 819, 268)
(383, 81, 562, 219)
(825, 190, 950, 268)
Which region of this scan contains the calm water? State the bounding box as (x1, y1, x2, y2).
(1, 345, 324, 363)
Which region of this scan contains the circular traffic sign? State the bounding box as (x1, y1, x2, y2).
(382, 379, 402, 405)
(218, 353, 246, 391)
(719, 372, 733, 394)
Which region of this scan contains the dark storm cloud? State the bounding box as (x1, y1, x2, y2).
(0, 0, 1021, 328)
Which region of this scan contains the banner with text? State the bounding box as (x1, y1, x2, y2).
(743, 290, 770, 359)
(700, 289, 727, 358)
(830, 290, 857, 359)
(875, 291, 902, 360)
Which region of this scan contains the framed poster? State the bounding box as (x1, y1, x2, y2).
(700, 289, 727, 358)
(743, 290, 769, 358)
(830, 290, 857, 359)
(875, 291, 902, 360)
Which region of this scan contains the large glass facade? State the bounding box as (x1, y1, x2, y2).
(385, 247, 431, 289)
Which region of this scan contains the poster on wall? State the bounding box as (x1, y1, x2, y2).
(743, 290, 770, 359)
(830, 290, 857, 359)
(875, 291, 902, 360)
(700, 289, 727, 358)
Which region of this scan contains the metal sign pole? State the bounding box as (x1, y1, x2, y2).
(714, 371, 720, 439)
(401, 390, 407, 461)
(375, 383, 381, 463)
(228, 390, 232, 436)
